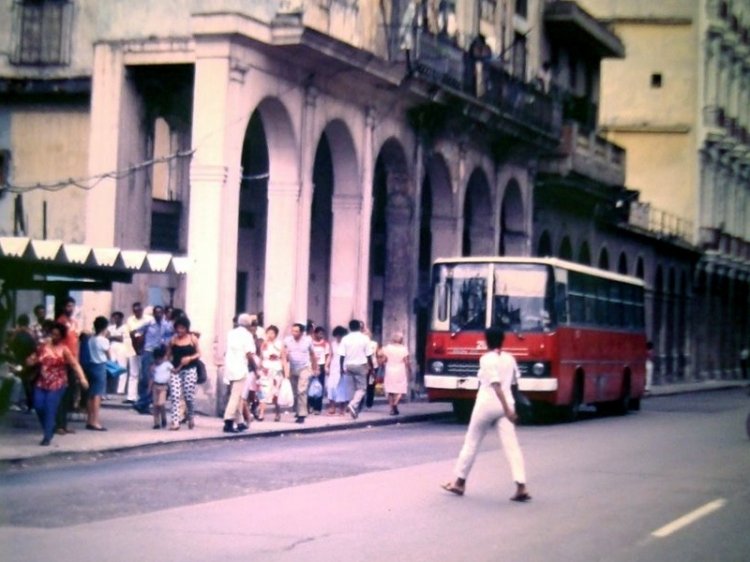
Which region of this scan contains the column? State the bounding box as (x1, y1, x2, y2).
(432, 215, 459, 260)
(186, 48, 244, 413)
(354, 108, 376, 320)
(704, 36, 721, 112)
(86, 44, 124, 247)
(293, 86, 318, 323)
(265, 180, 302, 329)
(83, 43, 126, 321)
(330, 193, 363, 327)
(382, 173, 414, 342)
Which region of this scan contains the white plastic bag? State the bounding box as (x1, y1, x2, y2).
(308, 376, 323, 399)
(277, 378, 294, 408)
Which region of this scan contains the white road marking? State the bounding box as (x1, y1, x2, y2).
(651, 499, 727, 538)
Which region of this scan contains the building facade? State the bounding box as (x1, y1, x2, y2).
(0, 0, 562, 411)
(1, 0, 743, 413)
(579, 0, 750, 379)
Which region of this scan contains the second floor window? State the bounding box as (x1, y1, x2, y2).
(11, 0, 73, 66)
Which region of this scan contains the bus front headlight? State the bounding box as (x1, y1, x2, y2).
(431, 361, 445, 374)
(532, 362, 547, 376)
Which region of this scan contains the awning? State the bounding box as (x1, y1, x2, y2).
(0, 237, 191, 291)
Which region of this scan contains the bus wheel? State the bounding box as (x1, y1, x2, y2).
(452, 400, 473, 423)
(561, 379, 583, 423)
(613, 376, 631, 416)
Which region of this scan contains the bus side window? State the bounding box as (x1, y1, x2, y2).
(611, 282, 624, 328)
(555, 282, 568, 324)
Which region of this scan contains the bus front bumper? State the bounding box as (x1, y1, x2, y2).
(425, 375, 558, 392)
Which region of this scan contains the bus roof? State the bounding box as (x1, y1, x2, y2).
(432, 256, 646, 287)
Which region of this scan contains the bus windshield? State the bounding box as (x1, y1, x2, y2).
(432, 263, 489, 333)
(432, 262, 555, 334)
(492, 264, 554, 333)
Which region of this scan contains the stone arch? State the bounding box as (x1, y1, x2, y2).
(462, 168, 493, 256)
(237, 97, 298, 321)
(370, 137, 413, 342)
(537, 230, 553, 257)
(416, 151, 454, 374)
(559, 235, 573, 260)
(311, 119, 360, 329)
(499, 179, 525, 256)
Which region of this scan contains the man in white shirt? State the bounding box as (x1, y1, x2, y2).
(442, 326, 530, 502)
(338, 319, 375, 419)
(123, 302, 152, 403)
(223, 313, 256, 433)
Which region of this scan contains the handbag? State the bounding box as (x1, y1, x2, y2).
(195, 360, 208, 384)
(104, 360, 126, 378)
(308, 376, 323, 399)
(277, 378, 294, 408)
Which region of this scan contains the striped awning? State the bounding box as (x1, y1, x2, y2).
(0, 237, 191, 290)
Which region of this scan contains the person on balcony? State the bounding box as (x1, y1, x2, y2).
(465, 34, 492, 96)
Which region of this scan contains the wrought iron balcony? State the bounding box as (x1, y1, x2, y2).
(538, 121, 625, 186)
(629, 202, 693, 244)
(411, 31, 562, 142)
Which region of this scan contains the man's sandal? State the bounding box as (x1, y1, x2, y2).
(441, 482, 465, 496)
(510, 493, 532, 502)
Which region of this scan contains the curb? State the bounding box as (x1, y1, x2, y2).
(0, 409, 453, 470)
(646, 381, 749, 398)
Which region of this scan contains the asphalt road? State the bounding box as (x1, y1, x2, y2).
(1, 389, 749, 562)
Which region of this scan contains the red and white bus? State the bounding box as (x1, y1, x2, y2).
(424, 257, 647, 421)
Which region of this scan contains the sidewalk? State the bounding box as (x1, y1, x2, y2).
(1, 379, 746, 466)
(0, 396, 453, 466)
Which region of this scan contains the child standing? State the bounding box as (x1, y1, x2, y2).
(149, 345, 170, 429)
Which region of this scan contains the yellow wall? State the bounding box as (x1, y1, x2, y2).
(608, 131, 696, 224)
(9, 105, 90, 242)
(600, 24, 697, 128)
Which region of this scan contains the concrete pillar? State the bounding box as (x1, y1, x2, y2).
(186, 48, 245, 412)
(382, 178, 414, 343)
(82, 44, 125, 321)
(86, 44, 124, 247)
(329, 193, 362, 327)
(293, 86, 318, 324)
(408, 143, 424, 354)
(432, 215, 459, 258)
(354, 108, 376, 320)
(705, 37, 720, 108)
(265, 180, 301, 329)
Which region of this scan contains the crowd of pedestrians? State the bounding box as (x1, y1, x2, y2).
(220, 316, 413, 432)
(3, 299, 417, 444)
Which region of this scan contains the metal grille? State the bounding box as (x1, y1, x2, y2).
(11, 0, 73, 66)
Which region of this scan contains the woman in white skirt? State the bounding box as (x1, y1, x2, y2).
(379, 332, 412, 415)
(442, 326, 531, 502)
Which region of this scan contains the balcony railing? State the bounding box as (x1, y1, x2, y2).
(629, 202, 693, 244)
(412, 31, 562, 139)
(538, 121, 625, 186)
(699, 227, 750, 259)
(702, 105, 750, 147)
